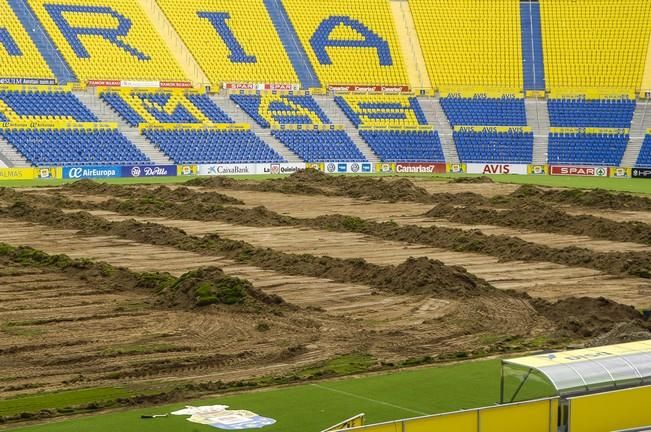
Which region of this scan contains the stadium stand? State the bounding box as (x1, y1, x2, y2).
(440, 94, 527, 127)
(359, 129, 444, 162)
(143, 127, 284, 164)
(334, 94, 427, 128)
(26, 0, 187, 82)
(410, 0, 523, 88)
(0, 126, 149, 166)
(155, 0, 300, 87)
(453, 127, 534, 163)
(539, 0, 651, 90)
(548, 130, 629, 166)
(100, 89, 232, 127)
(230, 93, 330, 128)
(637, 135, 651, 167)
(0, 0, 54, 79)
(547, 98, 635, 128)
(281, 0, 409, 86)
(272, 129, 366, 162)
(0, 88, 97, 122)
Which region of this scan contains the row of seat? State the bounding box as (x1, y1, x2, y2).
(548, 132, 628, 165)
(335, 94, 428, 127)
(359, 129, 444, 162)
(230, 94, 330, 128)
(0, 89, 97, 122)
(453, 130, 534, 163)
(272, 129, 366, 162)
(547, 99, 635, 128)
(440, 96, 527, 127)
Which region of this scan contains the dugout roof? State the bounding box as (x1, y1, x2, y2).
(502, 340, 651, 400)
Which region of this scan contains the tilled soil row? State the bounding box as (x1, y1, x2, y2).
(185, 170, 651, 212)
(425, 203, 651, 246)
(0, 202, 500, 300)
(46, 190, 651, 280)
(2, 202, 648, 345)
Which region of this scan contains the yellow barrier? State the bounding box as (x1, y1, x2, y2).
(454, 126, 532, 133)
(0, 121, 117, 130)
(272, 124, 345, 131)
(549, 127, 629, 135)
(340, 398, 558, 432)
(569, 385, 651, 432)
(439, 89, 523, 99)
(139, 123, 250, 131)
(359, 125, 434, 131)
(548, 89, 636, 100)
(0, 167, 35, 180)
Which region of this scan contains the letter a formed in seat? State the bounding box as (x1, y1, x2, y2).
(310, 16, 392, 66)
(198, 12, 256, 63)
(0, 28, 21, 56)
(44, 4, 149, 60)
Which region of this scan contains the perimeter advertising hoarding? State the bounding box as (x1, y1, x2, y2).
(395, 162, 446, 174)
(550, 165, 608, 177)
(121, 165, 176, 178)
(466, 163, 528, 175)
(632, 168, 651, 179)
(62, 166, 122, 180)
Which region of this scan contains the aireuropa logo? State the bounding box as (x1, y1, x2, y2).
(64, 166, 120, 179)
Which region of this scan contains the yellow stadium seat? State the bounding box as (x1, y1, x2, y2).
(27, 0, 187, 82)
(540, 0, 651, 91)
(410, 0, 523, 89)
(0, 1, 53, 79)
(156, 0, 299, 87)
(338, 94, 425, 127)
(282, 0, 409, 87)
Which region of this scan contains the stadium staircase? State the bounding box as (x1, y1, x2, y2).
(73, 91, 173, 165)
(263, 0, 321, 89)
(313, 95, 380, 163)
(6, 0, 76, 84)
(0, 135, 29, 167)
(419, 97, 459, 163)
(210, 94, 302, 163)
(622, 101, 651, 166)
(526, 98, 551, 164)
(389, 0, 431, 90)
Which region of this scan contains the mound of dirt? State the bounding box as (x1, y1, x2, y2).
(425, 202, 651, 245)
(373, 257, 497, 298)
(159, 267, 285, 308)
(532, 296, 648, 338)
(449, 176, 494, 184)
(510, 185, 651, 211)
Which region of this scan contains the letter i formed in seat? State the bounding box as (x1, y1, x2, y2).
(198, 12, 256, 63)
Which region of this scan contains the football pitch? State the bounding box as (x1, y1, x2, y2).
(6, 359, 552, 432)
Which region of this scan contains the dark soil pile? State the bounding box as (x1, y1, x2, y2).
(531, 296, 649, 338)
(510, 185, 651, 211)
(425, 203, 651, 245)
(449, 176, 494, 184)
(159, 267, 284, 308)
(64, 181, 243, 205)
(373, 257, 496, 298)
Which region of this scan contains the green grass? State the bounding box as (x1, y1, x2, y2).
(6, 359, 557, 432)
(0, 388, 134, 417)
(2, 173, 649, 194)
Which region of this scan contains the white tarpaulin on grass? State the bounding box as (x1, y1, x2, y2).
(172, 405, 276, 430)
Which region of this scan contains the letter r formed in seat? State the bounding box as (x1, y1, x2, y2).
(44, 4, 150, 60)
(198, 12, 256, 63)
(0, 28, 21, 56)
(310, 16, 392, 66)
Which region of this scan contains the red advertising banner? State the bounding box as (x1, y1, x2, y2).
(395, 162, 446, 174)
(160, 81, 193, 89)
(550, 165, 609, 177)
(223, 83, 300, 91)
(328, 85, 411, 93)
(87, 79, 121, 87)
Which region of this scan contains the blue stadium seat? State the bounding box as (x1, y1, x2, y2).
(636, 135, 651, 167)
(143, 129, 285, 164)
(453, 129, 534, 163)
(335, 96, 428, 128)
(440, 97, 527, 127)
(0, 90, 98, 122)
(0, 128, 149, 166)
(271, 130, 366, 162)
(359, 130, 444, 162)
(548, 99, 635, 128)
(548, 132, 628, 166)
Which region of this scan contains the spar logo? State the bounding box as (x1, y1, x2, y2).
(131, 167, 142, 177)
(551, 166, 608, 177)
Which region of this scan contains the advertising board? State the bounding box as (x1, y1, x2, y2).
(550, 165, 608, 177)
(466, 163, 529, 175)
(62, 166, 122, 180)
